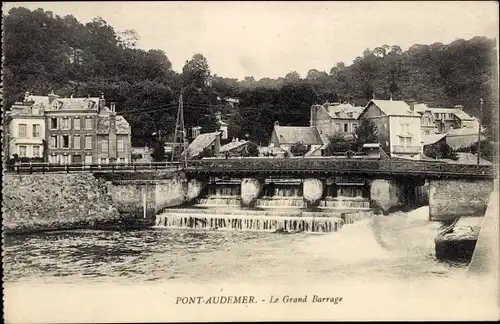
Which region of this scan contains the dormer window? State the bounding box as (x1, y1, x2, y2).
(52, 101, 60, 109)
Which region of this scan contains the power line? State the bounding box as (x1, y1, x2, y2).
(118, 102, 178, 115)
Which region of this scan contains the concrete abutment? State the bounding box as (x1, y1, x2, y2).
(240, 178, 263, 207)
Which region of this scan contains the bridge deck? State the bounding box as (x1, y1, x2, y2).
(5, 158, 494, 179)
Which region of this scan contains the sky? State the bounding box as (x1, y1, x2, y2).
(3, 1, 499, 80)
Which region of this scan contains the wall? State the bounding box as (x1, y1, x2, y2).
(3, 173, 123, 234)
(106, 171, 191, 219)
(8, 116, 46, 158)
(369, 179, 402, 214)
(46, 112, 98, 164)
(429, 178, 494, 221)
(389, 115, 423, 160)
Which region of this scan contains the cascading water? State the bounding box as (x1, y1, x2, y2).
(162, 181, 374, 233)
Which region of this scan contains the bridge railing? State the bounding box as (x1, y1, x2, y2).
(4, 158, 494, 177)
(6, 161, 183, 174)
(185, 157, 494, 177)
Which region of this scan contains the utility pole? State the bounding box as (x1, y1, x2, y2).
(477, 98, 483, 166)
(171, 90, 188, 168)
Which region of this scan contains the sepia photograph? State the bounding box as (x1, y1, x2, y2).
(2, 1, 499, 322)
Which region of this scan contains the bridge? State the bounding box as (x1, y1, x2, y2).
(6, 157, 495, 179)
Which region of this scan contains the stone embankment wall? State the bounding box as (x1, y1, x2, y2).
(3, 173, 126, 234)
(429, 178, 494, 221)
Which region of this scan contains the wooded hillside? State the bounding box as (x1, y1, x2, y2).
(3, 7, 498, 146)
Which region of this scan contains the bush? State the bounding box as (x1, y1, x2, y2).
(456, 140, 493, 161)
(199, 147, 214, 158)
(244, 144, 260, 157)
(424, 142, 458, 160)
(290, 142, 310, 156)
(324, 133, 356, 156)
(131, 153, 143, 161)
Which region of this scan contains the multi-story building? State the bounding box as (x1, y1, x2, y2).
(414, 103, 479, 134)
(310, 102, 364, 138)
(6, 92, 46, 159)
(358, 99, 423, 160)
(6, 91, 131, 164)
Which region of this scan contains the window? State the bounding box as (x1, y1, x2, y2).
(18, 124, 27, 138)
(101, 139, 108, 153)
(74, 136, 81, 149)
(62, 117, 70, 130)
(62, 135, 70, 148)
(84, 155, 93, 165)
(100, 158, 107, 164)
(33, 146, 40, 157)
(19, 145, 27, 157)
(344, 123, 348, 132)
(51, 118, 58, 129)
(61, 155, 70, 165)
(74, 118, 81, 130)
(49, 155, 58, 164)
(117, 139, 124, 152)
(335, 123, 341, 132)
(119, 158, 126, 164)
(85, 136, 92, 149)
(32, 107, 40, 115)
(32, 124, 41, 138)
(85, 117, 93, 130)
(352, 123, 358, 132)
(448, 113, 454, 119)
(50, 136, 58, 148)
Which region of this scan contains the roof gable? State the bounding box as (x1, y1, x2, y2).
(273, 126, 323, 145)
(186, 132, 220, 157)
(369, 100, 421, 117)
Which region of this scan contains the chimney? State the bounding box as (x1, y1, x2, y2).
(408, 99, 416, 112)
(99, 93, 105, 112)
(274, 121, 279, 127)
(454, 105, 463, 111)
(24, 91, 31, 101)
(48, 90, 59, 104)
(110, 102, 116, 114)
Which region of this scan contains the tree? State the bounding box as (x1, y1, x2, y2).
(353, 117, 378, 150)
(117, 29, 139, 49)
(243, 143, 260, 157)
(150, 138, 165, 162)
(290, 142, 310, 156)
(182, 53, 211, 88)
(324, 133, 356, 155)
(284, 71, 301, 83)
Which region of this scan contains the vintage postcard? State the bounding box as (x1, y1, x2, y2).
(2, 1, 499, 322)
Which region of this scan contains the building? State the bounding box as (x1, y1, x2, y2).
(358, 99, 423, 160)
(310, 102, 364, 138)
(219, 139, 258, 157)
(446, 127, 485, 150)
(184, 131, 221, 159)
(269, 122, 325, 154)
(215, 111, 229, 140)
(96, 105, 132, 164)
(414, 103, 479, 134)
(6, 92, 46, 160)
(6, 91, 132, 164)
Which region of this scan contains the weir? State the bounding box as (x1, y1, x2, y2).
(157, 177, 373, 233)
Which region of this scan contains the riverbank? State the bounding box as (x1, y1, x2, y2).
(3, 173, 142, 234)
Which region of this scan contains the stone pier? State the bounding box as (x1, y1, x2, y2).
(240, 178, 263, 207)
(303, 178, 324, 208)
(369, 179, 401, 214)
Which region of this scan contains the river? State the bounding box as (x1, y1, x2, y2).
(4, 206, 498, 322)
(4, 206, 465, 284)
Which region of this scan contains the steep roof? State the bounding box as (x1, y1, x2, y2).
(273, 126, 323, 145)
(220, 140, 253, 153)
(321, 103, 364, 119)
(26, 95, 100, 111)
(414, 103, 475, 121)
(422, 133, 447, 146)
(186, 132, 220, 158)
(368, 100, 421, 117)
